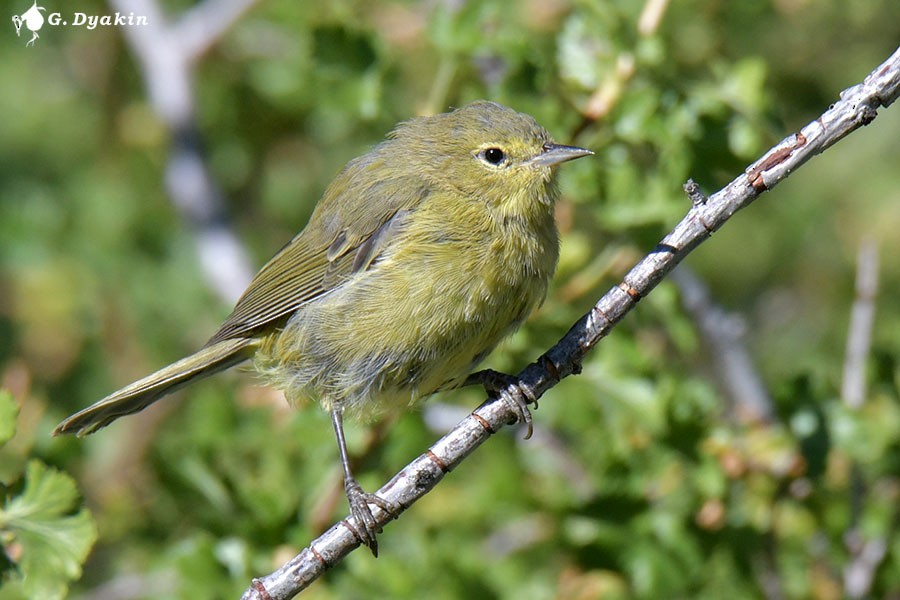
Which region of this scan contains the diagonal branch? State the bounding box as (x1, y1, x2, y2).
(109, 0, 259, 304)
(672, 266, 774, 424)
(241, 45, 900, 600)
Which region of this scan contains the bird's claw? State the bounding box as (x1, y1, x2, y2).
(344, 478, 398, 556)
(471, 369, 537, 439)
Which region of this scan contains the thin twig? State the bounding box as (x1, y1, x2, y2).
(637, 0, 671, 36)
(844, 533, 888, 599)
(841, 238, 879, 411)
(177, 0, 258, 61)
(242, 44, 900, 600)
(672, 266, 774, 423)
(839, 237, 885, 599)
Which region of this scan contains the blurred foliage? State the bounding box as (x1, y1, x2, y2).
(2, 0, 900, 598)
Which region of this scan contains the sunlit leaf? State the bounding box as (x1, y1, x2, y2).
(0, 461, 97, 600)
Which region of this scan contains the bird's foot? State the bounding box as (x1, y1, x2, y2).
(468, 369, 537, 439)
(343, 477, 398, 557)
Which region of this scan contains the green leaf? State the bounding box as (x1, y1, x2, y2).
(0, 460, 97, 600)
(0, 392, 18, 449)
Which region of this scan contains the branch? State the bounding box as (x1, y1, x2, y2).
(176, 0, 258, 61)
(672, 266, 774, 424)
(109, 0, 259, 304)
(839, 238, 885, 599)
(242, 44, 900, 599)
(841, 238, 879, 411)
(844, 532, 888, 600)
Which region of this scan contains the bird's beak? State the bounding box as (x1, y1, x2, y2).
(528, 143, 594, 167)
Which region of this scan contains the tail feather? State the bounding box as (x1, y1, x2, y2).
(53, 337, 257, 437)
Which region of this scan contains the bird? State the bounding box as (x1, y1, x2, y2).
(54, 100, 593, 554)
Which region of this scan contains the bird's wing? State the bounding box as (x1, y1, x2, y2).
(206, 172, 429, 344)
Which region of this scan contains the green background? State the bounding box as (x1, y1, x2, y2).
(2, 0, 900, 598)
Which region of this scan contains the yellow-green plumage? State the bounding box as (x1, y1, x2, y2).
(251, 104, 563, 416)
(53, 100, 591, 552)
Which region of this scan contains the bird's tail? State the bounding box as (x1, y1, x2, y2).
(53, 337, 258, 437)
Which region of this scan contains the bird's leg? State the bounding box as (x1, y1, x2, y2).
(330, 406, 397, 556)
(465, 369, 537, 439)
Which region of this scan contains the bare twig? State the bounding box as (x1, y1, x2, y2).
(839, 237, 885, 599)
(672, 266, 774, 423)
(109, 0, 259, 304)
(582, 53, 635, 122)
(177, 0, 258, 61)
(577, 0, 662, 130)
(242, 44, 900, 600)
(638, 0, 671, 36)
(844, 530, 888, 599)
(841, 238, 879, 411)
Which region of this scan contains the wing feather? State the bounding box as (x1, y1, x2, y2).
(206, 168, 428, 344)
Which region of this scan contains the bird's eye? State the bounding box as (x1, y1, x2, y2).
(479, 147, 506, 166)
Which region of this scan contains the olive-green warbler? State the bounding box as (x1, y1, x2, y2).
(54, 100, 592, 553)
